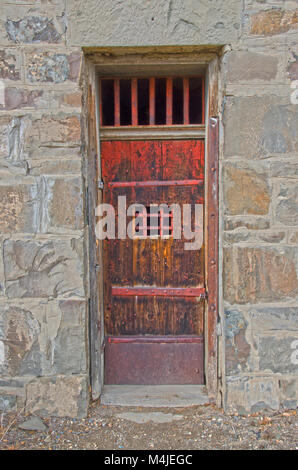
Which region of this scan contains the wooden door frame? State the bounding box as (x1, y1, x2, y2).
(86, 48, 221, 403)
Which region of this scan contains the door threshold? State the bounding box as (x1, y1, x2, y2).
(100, 385, 208, 407)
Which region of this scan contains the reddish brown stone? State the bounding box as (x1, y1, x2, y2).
(288, 61, 298, 80)
(3, 88, 43, 110)
(250, 9, 298, 36)
(0, 50, 20, 80)
(224, 247, 298, 304)
(224, 164, 270, 215)
(63, 91, 82, 107)
(28, 115, 81, 147)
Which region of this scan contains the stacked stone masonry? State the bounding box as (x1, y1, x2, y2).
(0, 0, 297, 416)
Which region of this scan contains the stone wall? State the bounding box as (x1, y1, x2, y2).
(221, 1, 298, 412)
(0, 0, 297, 416)
(0, 0, 88, 417)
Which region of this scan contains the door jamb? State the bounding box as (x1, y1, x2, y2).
(87, 49, 221, 404)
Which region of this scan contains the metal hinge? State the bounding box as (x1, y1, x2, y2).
(200, 290, 208, 301)
(98, 180, 104, 190)
(101, 337, 107, 351)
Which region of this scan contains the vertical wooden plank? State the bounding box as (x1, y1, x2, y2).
(131, 78, 138, 126)
(149, 78, 155, 125)
(183, 78, 189, 125)
(206, 116, 219, 399)
(87, 83, 102, 400)
(114, 79, 120, 126)
(166, 78, 173, 125)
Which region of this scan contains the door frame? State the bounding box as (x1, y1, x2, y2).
(86, 47, 222, 404)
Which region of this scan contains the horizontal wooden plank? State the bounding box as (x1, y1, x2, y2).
(100, 125, 205, 141)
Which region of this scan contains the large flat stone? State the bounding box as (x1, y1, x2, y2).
(250, 8, 298, 36)
(258, 335, 298, 374)
(249, 307, 298, 332)
(225, 309, 251, 376)
(18, 416, 47, 432)
(0, 49, 21, 81)
(0, 299, 87, 377)
(26, 374, 89, 418)
(66, 0, 241, 46)
(224, 162, 270, 215)
(224, 246, 298, 304)
(116, 411, 183, 424)
(226, 51, 279, 82)
(224, 96, 296, 158)
(226, 376, 280, 413)
(0, 181, 39, 233)
(26, 52, 81, 83)
(275, 181, 298, 226)
(100, 385, 208, 407)
(4, 238, 84, 299)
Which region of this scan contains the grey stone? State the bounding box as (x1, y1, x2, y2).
(225, 309, 251, 375)
(0, 181, 40, 233)
(0, 393, 17, 411)
(249, 307, 298, 332)
(224, 229, 250, 243)
(271, 162, 298, 178)
(26, 375, 89, 418)
(0, 305, 40, 376)
(279, 378, 298, 409)
(224, 96, 296, 158)
(116, 412, 183, 424)
(3, 238, 84, 299)
(2, 88, 44, 111)
(18, 416, 47, 432)
(227, 51, 278, 82)
(26, 52, 81, 83)
(276, 182, 298, 226)
(226, 376, 280, 413)
(224, 246, 298, 304)
(101, 385, 208, 407)
(259, 336, 298, 374)
(224, 216, 270, 231)
(0, 50, 20, 80)
(0, 299, 87, 378)
(257, 231, 285, 243)
(6, 17, 61, 44)
(287, 61, 298, 80)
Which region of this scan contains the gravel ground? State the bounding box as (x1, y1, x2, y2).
(0, 402, 297, 450)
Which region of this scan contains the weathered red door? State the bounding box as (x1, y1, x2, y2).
(101, 139, 205, 384)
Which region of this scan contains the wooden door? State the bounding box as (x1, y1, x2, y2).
(101, 139, 205, 384)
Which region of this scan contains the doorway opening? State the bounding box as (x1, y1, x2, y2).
(87, 50, 220, 404)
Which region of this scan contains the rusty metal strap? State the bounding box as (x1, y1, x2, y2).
(108, 179, 204, 188)
(107, 335, 204, 344)
(111, 286, 206, 298)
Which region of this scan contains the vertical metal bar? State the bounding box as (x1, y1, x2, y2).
(183, 77, 189, 125)
(131, 78, 138, 126)
(160, 207, 163, 237)
(166, 78, 173, 125)
(114, 79, 120, 126)
(149, 78, 155, 125)
(201, 77, 205, 125)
